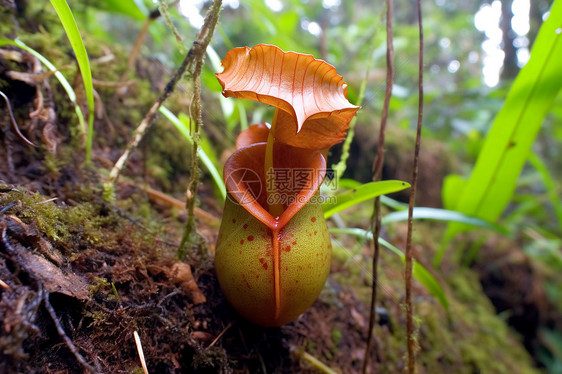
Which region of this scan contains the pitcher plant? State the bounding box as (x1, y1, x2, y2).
(215, 44, 360, 326)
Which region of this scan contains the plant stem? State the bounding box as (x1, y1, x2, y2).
(294, 348, 338, 374)
(177, 0, 223, 259)
(405, 0, 424, 372)
(264, 108, 284, 217)
(116, 9, 160, 88)
(106, 0, 222, 193)
(363, 1, 394, 373)
(43, 290, 99, 373)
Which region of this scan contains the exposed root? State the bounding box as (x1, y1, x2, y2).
(0, 90, 35, 147)
(43, 290, 99, 374)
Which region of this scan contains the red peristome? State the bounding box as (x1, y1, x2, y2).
(223, 142, 325, 231)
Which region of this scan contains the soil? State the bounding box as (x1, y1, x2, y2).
(0, 3, 555, 374)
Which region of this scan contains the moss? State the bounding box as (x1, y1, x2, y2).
(88, 277, 112, 297)
(143, 119, 194, 193)
(331, 327, 342, 347)
(326, 229, 541, 373)
(0, 186, 133, 256)
(0, 189, 70, 242)
(415, 270, 540, 374)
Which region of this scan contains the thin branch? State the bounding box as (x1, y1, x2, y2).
(0, 89, 35, 147)
(116, 9, 160, 89)
(134, 331, 149, 374)
(106, 1, 222, 189)
(207, 320, 234, 349)
(293, 347, 339, 374)
(43, 290, 98, 374)
(177, 0, 223, 259)
(405, 0, 424, 372)
(363, 1, 394, 373)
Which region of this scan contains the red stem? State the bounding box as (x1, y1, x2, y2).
(363, 0, 394, 372)
(405, 0, 424, 372)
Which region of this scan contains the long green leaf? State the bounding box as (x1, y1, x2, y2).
(49, 0, 95, 163)
(159, 106, 226, 202)
(89, 0, 147, 20)
(330, 227, 449, 311)
(528, 152, 562, 227)
(382, 207, 507, 234)
(322, 180, 410, 219)
(0, 38, 87, 142)
(442, 174, 466, 211)
(338, 179, 409, 210)
(447, 0, 562, 226)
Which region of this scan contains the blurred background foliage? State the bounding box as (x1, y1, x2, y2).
(69, 0, 561, 369)
(4, 0, 561, 370)
(59, 0, 561, 183)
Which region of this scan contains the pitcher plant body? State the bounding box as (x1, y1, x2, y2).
(215, 45, 359, 326)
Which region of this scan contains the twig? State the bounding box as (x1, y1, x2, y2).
(158, 1, 183, 45)
(177, 0, 223, 259)
(363, 1, 394, 373)
(43, 290, 98, 374)
(116, 9, 160, 89)
(293, 347, 338, 374)
(134, 331, 149, 374)
(106, 1, 222, 189)
(0, 89, 36, 147)
(207, 320, 234, 349)
(405, 0, 424, 372)
(143, 185, 220, 226)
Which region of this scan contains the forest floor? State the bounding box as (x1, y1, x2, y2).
(0, 6, 558, 373)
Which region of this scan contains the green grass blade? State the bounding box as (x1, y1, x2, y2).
(207, 45, 246, 131)
(0, 38, 87, 143)
(93, 0, 147, 19)
(528, 152, 562, 227)
(382, 207, 507, 234)
(447, 1, 562, 227)
(437, 1, 562, 267)
(337, 178, 362, 189)
(323, 180, 410, 219)
(330, 227, 449, 311)
(159, 106, 226, 202)
(236, 101, 248, 131)
(442, 174, 466, 211)
(380, 195, 409, 211)
(49, 0, 95, 163)
(338, 179, 409, 210)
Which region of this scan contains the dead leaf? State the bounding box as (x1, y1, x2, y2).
(170, 263, 206, 304)
(19, 250, 89, 300)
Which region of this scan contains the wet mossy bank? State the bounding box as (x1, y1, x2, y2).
(0, 181, 541, 373)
